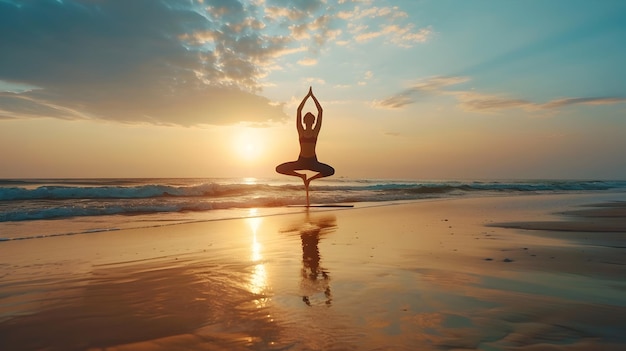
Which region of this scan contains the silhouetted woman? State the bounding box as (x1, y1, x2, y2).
(276, 87, 335, 192)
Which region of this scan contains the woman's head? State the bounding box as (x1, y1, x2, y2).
(303, 112, 316, 126)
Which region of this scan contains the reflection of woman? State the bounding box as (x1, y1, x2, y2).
(301, 228, 331, 306)
(297, 214, 336, 306)
(279, 212, 336, 306)
(276, 87, 335, 190)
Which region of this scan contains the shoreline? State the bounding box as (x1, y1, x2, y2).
(1, 192, 625, 350)
(2, 189, 624, 242)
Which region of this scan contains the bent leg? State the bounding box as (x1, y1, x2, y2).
(304, 161, 335, 187)
(312, 162, 335, 177)
(276, 161, 306, 181)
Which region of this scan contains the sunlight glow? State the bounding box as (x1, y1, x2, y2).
(233, 128, 264, 162)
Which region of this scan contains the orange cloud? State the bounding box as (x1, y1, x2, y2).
(375, 76, 626, 113)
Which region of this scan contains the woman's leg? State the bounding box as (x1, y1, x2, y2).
(276, 161, 307, 181)
(304, 161, 335, 186)
(316, 162, 335, 177)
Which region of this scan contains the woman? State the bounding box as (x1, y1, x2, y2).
(276, 87, 335, 190)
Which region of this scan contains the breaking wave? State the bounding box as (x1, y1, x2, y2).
(1, 179, 625, 223)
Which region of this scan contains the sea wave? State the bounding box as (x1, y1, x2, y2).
(317, 180, 625, 193)
(1, 179, 625, 223)
(1, 201, 206, 222)
(2, 180, 623, 202)
(0, 183, 280, 201)
(0, 197, 300, 222)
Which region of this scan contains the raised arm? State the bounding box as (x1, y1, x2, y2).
(296, 89, 311, 133)
(310, 89, 323, 133)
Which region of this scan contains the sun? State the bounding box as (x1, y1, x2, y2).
(240, 142, 259, 160)
(233, 127, 264, 162)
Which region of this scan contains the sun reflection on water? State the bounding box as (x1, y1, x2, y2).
(243, 177, 257, 185)
(246, 209, 267, 299)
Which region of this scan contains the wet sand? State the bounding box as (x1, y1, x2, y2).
(1, 193, 625, 350)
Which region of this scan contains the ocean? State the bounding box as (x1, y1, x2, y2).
(1, 178, 625, 241)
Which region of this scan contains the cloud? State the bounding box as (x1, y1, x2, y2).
(375, 76, 626, 113)
(412, 76, 470, 91)
(459, 96, 535, 112)
(0, 0, 433, 126)
(0, 91, 89, 120)
(356, 70, 374, 86)
(0, 0, 294, 126)
(344, 6, 432, 47)
(375, 76, 469, 108)
(374, 93, 415, 109)
(268, 6, 342, 54)
(458, 94, 626, 112)
(304, 77, 326, 85)
(0, 80, 40, 94)
(541, 97, 626, 109)
(298, 58, 318, 66)
(265, 6, 308, 22)
(267, 1, 431, 52)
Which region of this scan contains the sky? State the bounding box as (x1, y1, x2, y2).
(1, 0, 625, 180)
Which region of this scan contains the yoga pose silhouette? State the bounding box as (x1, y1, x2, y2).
(276, 87, 334, 205)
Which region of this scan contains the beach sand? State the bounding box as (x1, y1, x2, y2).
(1, 193, 625, 350)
